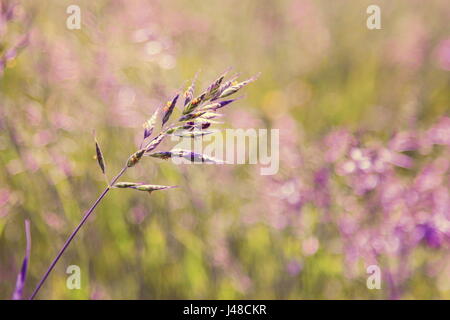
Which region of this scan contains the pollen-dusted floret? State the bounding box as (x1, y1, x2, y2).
(179, 111, 206, 122)
(162, 93, 180, 126)
(126, 148, 146, 167)
(204, 69, 229, 100)
(183, 71, 199, 106)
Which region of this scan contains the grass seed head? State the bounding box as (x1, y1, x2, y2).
(143, 108, 159, 139)
(182, 92, 206, 114)
(113, 182, 143, 188)
(94, 139, 106, 175)
(204, 68, 230, 99)
(132, 184, 178, 194)
(183, 71, 200, 106)
(162, 93, 180, 127)
(127, 148, 146, 167)
(145, 132, 167, 153)
(218, 73, 260, 98)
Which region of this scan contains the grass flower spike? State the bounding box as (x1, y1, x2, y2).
(29, 69, 257, 299)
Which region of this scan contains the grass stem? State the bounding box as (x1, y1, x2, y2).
(29, 166, 128, 300)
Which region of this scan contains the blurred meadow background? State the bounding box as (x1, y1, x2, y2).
(1, 0, 449, 299)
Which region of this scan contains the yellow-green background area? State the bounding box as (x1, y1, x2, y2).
(1, 0, 449, 299)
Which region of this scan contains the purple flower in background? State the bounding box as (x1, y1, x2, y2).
(417, 224, 442, 249)
(313, 167, 331, 208)
(286, 260, 303, 276)
(426, 117, 450, 146)
(324, 129, 354, 163)
(389, 131, 420, 152)
(434, 39, 450, 71)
